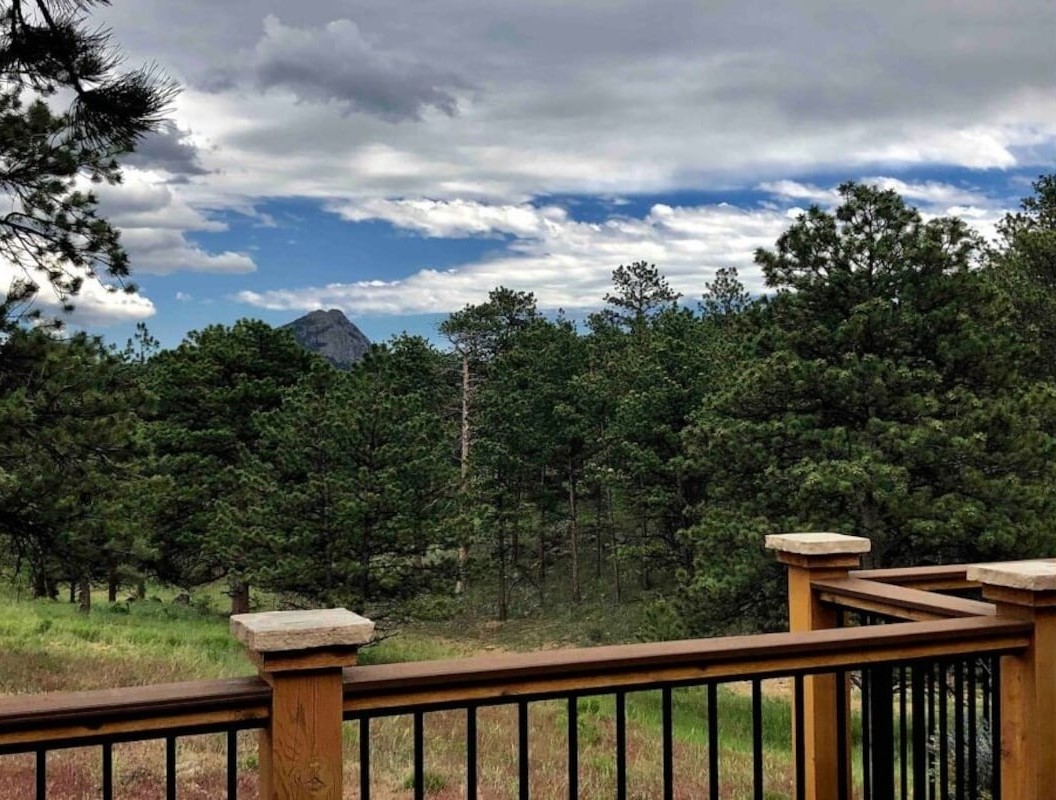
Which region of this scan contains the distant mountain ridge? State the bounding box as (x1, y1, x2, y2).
(283, 309, 371, 369)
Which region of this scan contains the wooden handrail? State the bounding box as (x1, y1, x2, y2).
(851, 564, 977, 590)
(854, 559, 1056, 591)
(0, 595, 1030, 772)
(341, 616, 1030, 714)
(0, 615, 1028, 752)
(0, 676, 269, 754)
(813, 576, 995, 621)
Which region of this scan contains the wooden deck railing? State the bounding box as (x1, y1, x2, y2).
(3, 534, 1056, 799)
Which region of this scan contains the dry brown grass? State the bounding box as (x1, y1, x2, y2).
(1, 694, 805, 799)
(0, 594, 809, 798)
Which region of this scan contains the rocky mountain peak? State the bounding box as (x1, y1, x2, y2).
(283, 309, 371, 369)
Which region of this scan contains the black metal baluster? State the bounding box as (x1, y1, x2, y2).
(466, 706, 478, 800)
(901, 666, 909, 800)
(360, 718, 371, 800)
(166, 735, 177, 800)
(967, 662, 977, 800)
(939, 663, 949, 800)
(568, 697, 579, 800)
(794, 675, 806, 800)
(661, 687, 673, 800)
(708, 682, 719, 799)
(836, 670, 849, 800)
(519, 701, 530, 800)
(226, 731, 237, 800)
(35, 749, 45, 800)
(954, 660, 964, 800)
(102, 742, 113, 800)
(912, 664, 927, 800)
(927, 664, 937, 800)
(863, 666, 873, 800)
(413, 711, 424, 800)
(752, 679, 764, 800)
(615, 691, 627, 800)
(990, 657, 1000, 798)
(871, 665, 895, 800)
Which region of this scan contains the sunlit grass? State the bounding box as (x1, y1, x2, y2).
(0, 584, 826, 797)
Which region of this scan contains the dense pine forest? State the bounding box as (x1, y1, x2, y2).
(3, 177, 1056, 637)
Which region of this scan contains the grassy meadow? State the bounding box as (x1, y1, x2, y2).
(0, 583, 814, 799)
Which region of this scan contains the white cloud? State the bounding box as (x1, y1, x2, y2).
(119, 229, 256, 275)
(78, 0, 1053, 331)
(94, 170, 257, 276)
(330, 198, 568, 238)
(760, 176, 992, 211)
(97, 0, 1054, 212)
(238, 200, 792, 315)
(239, 177, 1016, 316)
(1, 263, 155, 327)
(757, 180, 838, 203)
(859, 178, 989, 207)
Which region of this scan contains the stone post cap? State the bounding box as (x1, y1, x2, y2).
(231, 608, 375, 653)
(764, 532, 871, 556)
(967, 561, 1056, 592)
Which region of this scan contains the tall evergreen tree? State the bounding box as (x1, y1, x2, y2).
(241, 341, 458, 611)
(146, 320, 317, 612)
(0, 329, 144, 602)
(439, 288, 539, 594)
(992, 174, 1056, 380)
(679, 182, 1056, 632)
(0, 0, 174, 325)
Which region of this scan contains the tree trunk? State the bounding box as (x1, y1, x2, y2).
(136, 577, 146, 600)
(107, 566, 119, 603)
(497, 526, 508, 622)
(595, 485, 604, 578)
(456, 353, 471, 595)
(537, 502, 546, 603)
(568, 457, 581, 605)
(77, 577, 91, 614)
(609, 488, 622, 603)
(31, 565, 50, 599)
(230, 580, 250, 616)
(638, 518, 652, 591)
(31, 568, 49, 600)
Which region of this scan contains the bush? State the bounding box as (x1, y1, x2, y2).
(400, 593, 461, 622)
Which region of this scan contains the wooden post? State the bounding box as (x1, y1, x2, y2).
(968, 561, 1056, 800)
(767, 532, 870, 800)
(232, 608, 374, 800)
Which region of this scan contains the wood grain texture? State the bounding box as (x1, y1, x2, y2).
(261, 670, 344, 800)
(0, 676, 269, 753)
(851, 563, 976, 589)
(990, 590, 1056, 800)
(786, 558, 853, 800)
(340, 615, 1028, 707)
(812, 576, 995, 620)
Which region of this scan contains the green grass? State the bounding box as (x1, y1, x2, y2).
(0, 579, 844, 796)
(0, 591, 249, 692)
(0, 581, 807, 759)
(626, 684, 793, 753)
(0, 581, 479, 694)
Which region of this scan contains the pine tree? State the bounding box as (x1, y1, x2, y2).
(145, 320, 316, 612)
(0, 329, 144, 601)
(0, 0, 174, 324)
(679, 183, 1056, 633)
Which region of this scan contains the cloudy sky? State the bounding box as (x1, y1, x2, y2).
(35, 0, 1056, 347)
